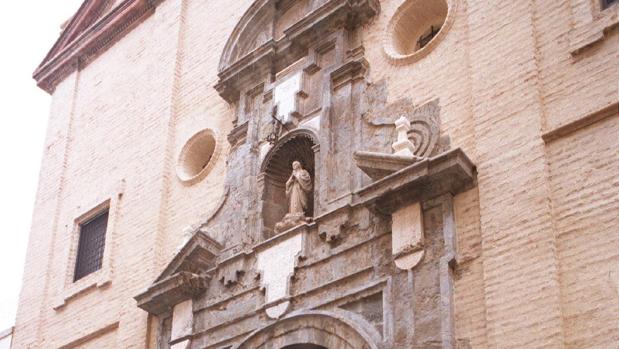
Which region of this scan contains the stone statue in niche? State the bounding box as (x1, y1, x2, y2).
(286, 161, 312, 215)
(275, 161, 312, 233)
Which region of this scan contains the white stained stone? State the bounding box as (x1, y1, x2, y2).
(265, 301, 291, 319)
(171, 300, 193, 342)
(171, 340, 191, 349)
(300, 114, 320, 132)
(274, 72, 303, 124)
(256, 232, 303, 318)
(259, 142, 272, 163)
(176, 226, 195, 252)
(392, 115, 416, 156)
(392, 202, 424, 270)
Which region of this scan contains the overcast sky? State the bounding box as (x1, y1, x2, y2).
(0, 1, 83, 330)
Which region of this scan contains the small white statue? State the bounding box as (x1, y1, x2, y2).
(392, 115, 416, 157)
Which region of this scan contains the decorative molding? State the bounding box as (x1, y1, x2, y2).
(383, 0, 458, 65)
(176, 128, 222, 185)
(136, 272, 208, 316)
(227, 121, 250, 148)
(542, 102, 619, 143)
(57, 321, 119, 349)
(34, 0, 157, 93)
(568, 0, 619, 55)
(215, 0, 380, 103)
(232, 310, 382, 349)
(354, 148, 476, 214)
(135, 231, 222, 315)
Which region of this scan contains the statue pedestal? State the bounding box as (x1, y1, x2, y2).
(274, 213, 310, 234)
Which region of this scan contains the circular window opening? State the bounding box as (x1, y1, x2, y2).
(177, 129, 218, 184)
(385, 0, 453, 63)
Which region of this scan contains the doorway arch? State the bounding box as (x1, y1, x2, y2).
(233, 310, 382, 349)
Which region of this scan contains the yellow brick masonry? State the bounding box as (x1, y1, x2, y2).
(12, 0, 619, 348)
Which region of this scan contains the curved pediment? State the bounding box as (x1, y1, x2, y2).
(218, 0, 276, 73)
(216, 0, 380, 103)
(219, 0, 323, 73)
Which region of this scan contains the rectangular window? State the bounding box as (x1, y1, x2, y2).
(602, 0, 618, 9)
(73, 210, 109, 281)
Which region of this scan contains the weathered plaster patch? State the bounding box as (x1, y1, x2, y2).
(259, 142, 272, 163)
(300, 114, 321, 132)
(171, 300, 193, 342)
(256, 232, 303, 318)
(274, 71, 303, 124)
(392, 202, 424, 270)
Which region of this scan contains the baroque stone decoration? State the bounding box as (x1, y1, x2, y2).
(133, 0, 476, 348)
(14, 0, 619, 347)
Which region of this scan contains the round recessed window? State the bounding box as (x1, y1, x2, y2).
(384, 0, 455, 64)
(177, 129, 219, 184)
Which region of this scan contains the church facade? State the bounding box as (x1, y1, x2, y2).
(13, 0, 619, 348)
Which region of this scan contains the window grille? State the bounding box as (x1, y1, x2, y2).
(74, 210, 109, 281)
(417, 25, 441, 50)
(602, 0, 618, 9)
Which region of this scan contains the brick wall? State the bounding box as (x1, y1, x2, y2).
(13, 0, 619, 348)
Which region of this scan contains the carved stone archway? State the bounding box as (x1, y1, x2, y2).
(233, 310, 382, 349)
(260, 129, 319, 237)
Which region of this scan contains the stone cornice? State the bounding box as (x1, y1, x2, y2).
(354, 148, 477, 214)
(33, 0, 157, 94)
(135, 271, 210, 315)
(215, 0, 380, 104)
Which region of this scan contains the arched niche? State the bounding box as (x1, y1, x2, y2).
(261, 129, 318, 237)
(233, 310, 382, 349)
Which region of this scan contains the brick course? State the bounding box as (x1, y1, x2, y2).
(13, 0, 619, 348)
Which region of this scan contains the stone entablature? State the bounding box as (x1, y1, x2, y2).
(137, 148, 475, 348)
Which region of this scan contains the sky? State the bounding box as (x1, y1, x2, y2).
(0, 1, 83, 330)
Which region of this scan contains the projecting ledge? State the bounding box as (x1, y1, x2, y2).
(135, 272, 210, 316)
(353, 148, 476, 214)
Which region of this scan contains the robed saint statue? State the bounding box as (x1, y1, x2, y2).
(275, 160, 313, 233)
(285, 161, 312, 215)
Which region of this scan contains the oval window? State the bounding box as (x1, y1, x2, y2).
(176, 129, 219, 184)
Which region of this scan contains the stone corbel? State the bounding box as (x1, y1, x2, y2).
(318, 210, 352, 246)
(218, 256, 247, 288)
